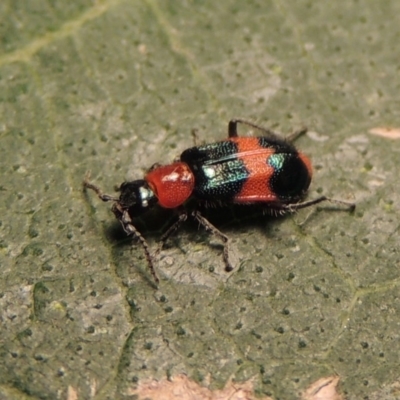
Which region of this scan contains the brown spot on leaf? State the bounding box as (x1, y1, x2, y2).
(302, 376, 343, 400)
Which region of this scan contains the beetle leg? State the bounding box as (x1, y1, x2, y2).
(146, 163, 162, 173)
(155, 211, 188, 256)
(281, 196, 356, 213)
(191, 128, 199, 146)
(83, 174, 119, 202)
(228, 119, 308, 143)
(228, 118, 281, 139)
(285, 127, 308, 143)
(120, 210, 159, 284)
(191, 210, 232, 272)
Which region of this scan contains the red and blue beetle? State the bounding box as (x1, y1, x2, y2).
(84, 119, 355, 284)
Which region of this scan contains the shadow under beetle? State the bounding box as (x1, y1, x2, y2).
(83, 119, 355, 284)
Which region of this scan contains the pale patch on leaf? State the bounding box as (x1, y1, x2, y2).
(369, 127, 400, 139)
(67, 386, 78, 400)
(302, 376, 343, 400)
(130, 374, 273, 400)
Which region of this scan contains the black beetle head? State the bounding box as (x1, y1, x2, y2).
(116, 180, 157, 216)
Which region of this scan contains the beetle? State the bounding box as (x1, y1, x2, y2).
(83, 119, 355, 284)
